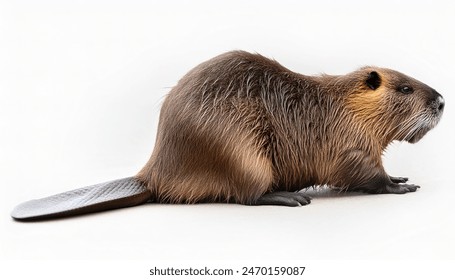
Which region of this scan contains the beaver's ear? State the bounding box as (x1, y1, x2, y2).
(366, 71, 381, 90)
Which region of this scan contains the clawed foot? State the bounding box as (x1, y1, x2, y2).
(385, 183, 420, 194)
(386, 176, 418, 194)
(389, 176, 409, 184)
(254, 191, 312, 207)
(355, 175, 420, 194)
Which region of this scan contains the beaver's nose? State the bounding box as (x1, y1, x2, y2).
(438, 96, 445, 111)
(430, 89, 444, 112)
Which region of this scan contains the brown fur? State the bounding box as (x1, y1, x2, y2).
(136, 51, 443, 204)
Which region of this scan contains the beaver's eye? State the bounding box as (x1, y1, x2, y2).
(400, 86, 413, 94)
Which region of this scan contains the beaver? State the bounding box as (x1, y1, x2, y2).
(11, 50, 445, 220)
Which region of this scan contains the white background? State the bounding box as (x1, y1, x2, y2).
(1, 0, 454, 277)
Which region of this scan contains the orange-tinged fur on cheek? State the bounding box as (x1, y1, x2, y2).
(345, 80, 396, 149)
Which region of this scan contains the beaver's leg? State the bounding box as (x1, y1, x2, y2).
(336, 149, 419, 194)
(350, 174, 420, 194)
(351, 175, 420, 194)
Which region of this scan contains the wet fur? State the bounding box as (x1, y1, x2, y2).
(136, 51, 443, 204)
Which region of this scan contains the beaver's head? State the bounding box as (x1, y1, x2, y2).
(346, 67, 444, 144)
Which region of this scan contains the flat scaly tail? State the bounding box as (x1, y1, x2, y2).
(11, 177, 151, 221)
